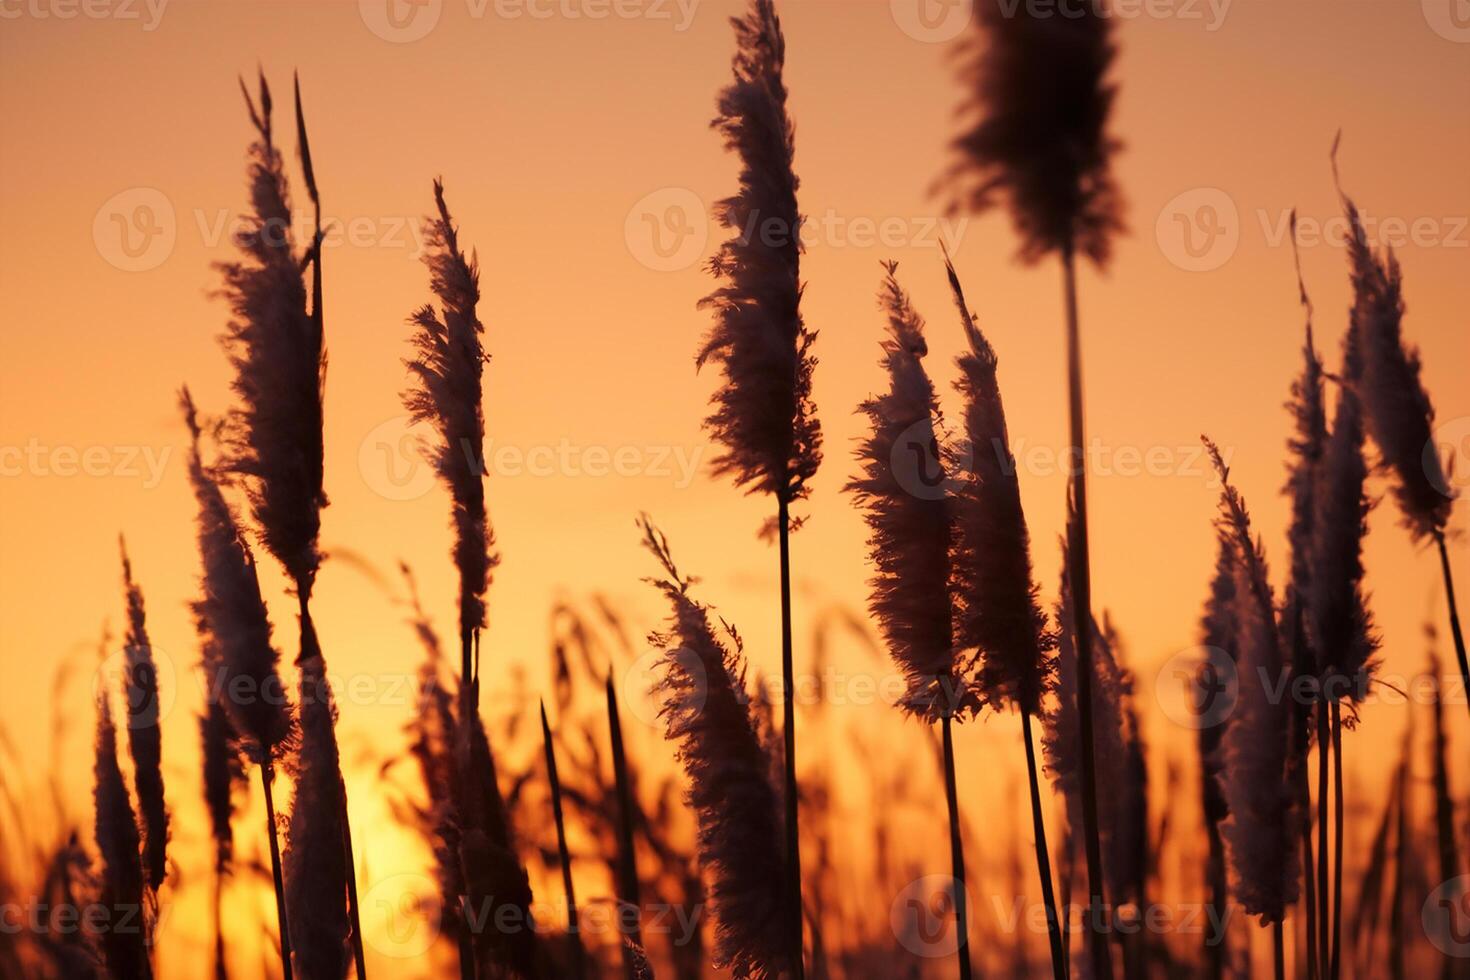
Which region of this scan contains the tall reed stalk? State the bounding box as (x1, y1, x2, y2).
(181, 388, 296, 980)
(541, 703, 584, 978)
(941, 254, 1067, 979)
(605, 674, 645, 974)
(697, 4, 822, 970)
(846, 263, 977, 978)
(941, 3, 1125, 971)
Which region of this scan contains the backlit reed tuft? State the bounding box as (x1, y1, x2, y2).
(403, 179, 496, 672)
(1205, 440, 1301, 925)
(93, 695, 153, 980)
(845, 262, 960, 721)
(216, 73, 326, 593)
(698, 0, 821, 512)
(641, 516, 789, 980)
(117, 538, 169, 893)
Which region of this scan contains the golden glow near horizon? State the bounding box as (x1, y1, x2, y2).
(2, 1, 1468, 976)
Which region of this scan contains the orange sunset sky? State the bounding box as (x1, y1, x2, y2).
(1, 0, 1468, 975)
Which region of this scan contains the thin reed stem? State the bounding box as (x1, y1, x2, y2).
(541, 703, 584, 978)
(1273, 920, 1285, 980)
(260, 762, 293, 980)
(1061, 245, 1111, 980)
(1316, 704, 1330, 974)
(1331, 703, 1343, 980)
(1435, 531, 1470, 721)
(940, 712, 973, 980)
(1301, 799, 1318, 980)
(605, 675, 644, 969)
(1023, 709, 1068, 980)
(214, 855, 227, 980)
(777, 494, 804, 979)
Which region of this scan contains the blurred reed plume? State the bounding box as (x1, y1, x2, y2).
(939, 0, 1124, 264)
(92, 695, 153, 980)
(1333, 145, 1467, 713)
(117, 538, 168, 894)
(846, 261, 975, 978)
(181, 385, 297, 980)
(641, 516, 790, 980)
(940, 5, 1127, 974)
(1204, 440, 1301, 970)
(698, 1, 821, 971)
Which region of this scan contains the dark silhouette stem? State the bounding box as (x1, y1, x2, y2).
(261, 761, 293, 980)
(940, 712, 973, 980)
(1023, 709, 1068, 980)
(1331, 703, 1343, 980)
(1316, 701, 1331, 974)
(1061, 246, 1111, 980)
(1301, 789, 1319, 980)
(777, 494, 804, 979)
(1435, 531, 1470, 722)
(541, 703, 584, 979)
(606, 675, 644, 973)
(1273, 919, 1285, 980)
(299, 592, 367, 979)
(214, 854, 227, 980)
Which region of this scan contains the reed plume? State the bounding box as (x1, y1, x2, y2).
(846, 263, 961, 721)
(1333, 147, 1467, 714)
(940, 6, 1126, 972)
(1197, 536, 1239, 980)
(939, 0, 1124, 265)
(217, 72, 326, 593)
(698, 5, 821, 968)
(92, 695, 153, 980)
(1204, 440, 1301, 931)
(180, 386, 296, 979)
(283, 645, 352, 980)
(1281, 222, 1327, 978)
(845, 262, 975, 978)
(117, 539, 169, 893)
(942, 253, 1065, 977)
(641, 516, 790, 980)
(403, 178, 496, 691)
